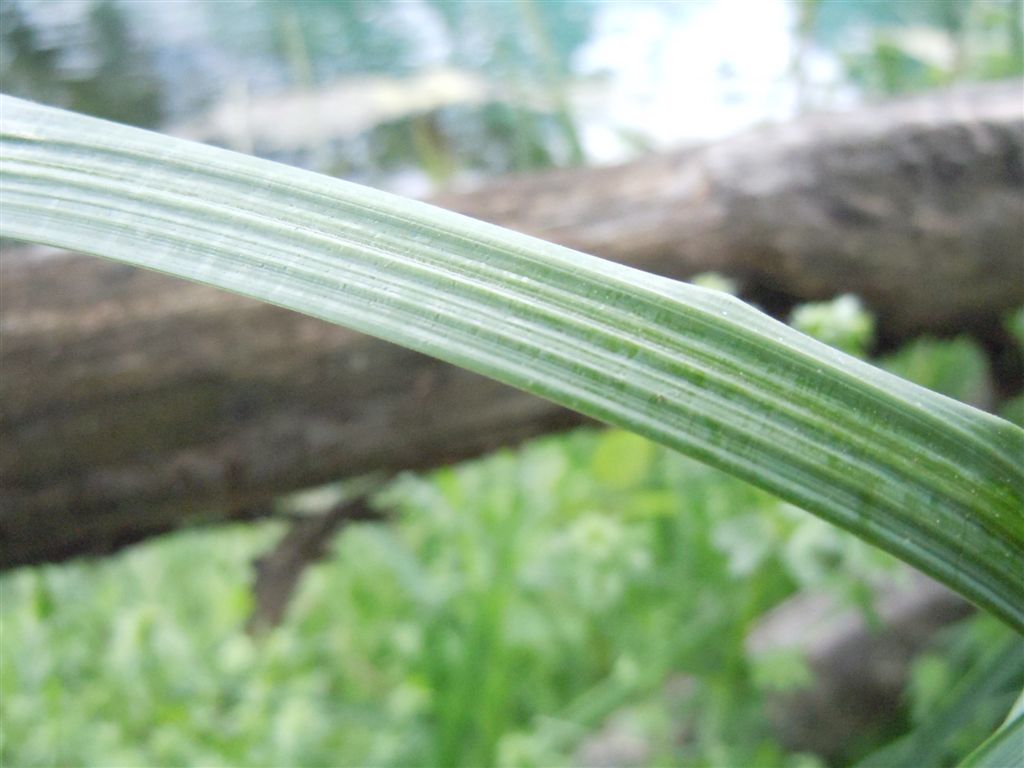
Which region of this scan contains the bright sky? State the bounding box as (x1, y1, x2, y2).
(575, 0, 847, 161)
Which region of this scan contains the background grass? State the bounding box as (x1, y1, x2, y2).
(4, 302, 1021, 768)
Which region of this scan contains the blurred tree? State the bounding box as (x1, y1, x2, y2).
(0, 0, 162, 127)
(0, 0, 63, 107)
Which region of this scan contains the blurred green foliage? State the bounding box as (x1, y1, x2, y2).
(789, 295, 875, 358)
(1007, 307, 1024, 350)
(0, 0, 162, 127)
(881, 336, 991, 408)
(4, 305, 1022, 767)
(0, 0, 590, 179)
(2, 432, 826, 767)
(4, 0, 1021, 185)
(805, 0, 1023, 96)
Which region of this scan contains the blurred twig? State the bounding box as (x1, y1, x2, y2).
(247, 492, 386, 634)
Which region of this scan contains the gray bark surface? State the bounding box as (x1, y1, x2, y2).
(3, 81, 1022, 567)
(747, 571, 974, 762)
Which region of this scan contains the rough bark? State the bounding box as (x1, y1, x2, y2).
(3, 81, 1022, 568)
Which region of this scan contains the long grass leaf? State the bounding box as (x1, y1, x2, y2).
(2, 96, 1021, 629)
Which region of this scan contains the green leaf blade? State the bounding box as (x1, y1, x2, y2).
(2, 95, 1021, 629)
(960, 691, 1024, 768)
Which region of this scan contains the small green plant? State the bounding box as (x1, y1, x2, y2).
(789, 295, 875, 358)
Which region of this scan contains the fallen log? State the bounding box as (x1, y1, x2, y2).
(3, 81, 1022, 567)
(433, 79, 1024, 341)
